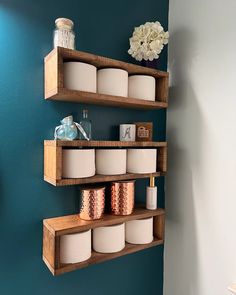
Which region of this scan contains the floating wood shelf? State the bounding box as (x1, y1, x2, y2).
(43, 206, 165, 275)
(44, 140, 167, 186)
(44, 47, 169, 109)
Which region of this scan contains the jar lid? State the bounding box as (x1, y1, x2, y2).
(55, 18, 74, 29)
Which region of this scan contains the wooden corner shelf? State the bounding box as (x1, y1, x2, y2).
(44, 47, 169, 109)
(43, 207, 165, 275)
(44, 140, 167, 186)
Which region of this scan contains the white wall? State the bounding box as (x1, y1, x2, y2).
(165, 1, 236, 294)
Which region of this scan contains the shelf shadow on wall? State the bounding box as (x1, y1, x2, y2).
(165, 27, 204, 295)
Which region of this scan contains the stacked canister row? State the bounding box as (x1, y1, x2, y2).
(64, 62, 156, 101)
(60, 217, 154, 264)
(63, 148, 157, 178)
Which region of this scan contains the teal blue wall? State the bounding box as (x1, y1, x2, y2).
(0, 0, 168, 294)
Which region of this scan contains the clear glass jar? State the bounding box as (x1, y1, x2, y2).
(54, 18, 75, 50)
(79, 109, 92, 140)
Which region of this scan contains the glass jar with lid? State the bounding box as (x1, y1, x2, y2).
(53, 18, 75, 49)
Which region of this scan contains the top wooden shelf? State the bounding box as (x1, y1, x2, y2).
(44, 47, 169, 110)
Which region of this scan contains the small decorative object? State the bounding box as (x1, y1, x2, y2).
(80, 186, 105, 220)
(96, 149, 127, 175)
(146, 176, 157, 210)
(135, 122, 153, 141)
(54, 18, 75, 49)
(54, 115, 89, 141)
(128, 75, 156, 101)
(127, 149, 157, 173)
(119, 124, 136, 141)
(54, 115, 78, 140)
(97, 68, 128, 97)
(60, 230, 91, 263)
(79, 109, 92, 140)
(62, 149, 95, 178)
(128, 21, 169, 62)
(64, 62, 97, 93)
(125, 217, 153, 244)
(93, 223, 125, 253)
(111, 180, 135, 215)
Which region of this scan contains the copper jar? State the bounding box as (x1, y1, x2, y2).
(111, 180, 135, 215)
(80, 186, 105, 220)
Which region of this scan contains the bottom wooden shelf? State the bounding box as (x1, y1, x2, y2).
(43, 207, 165, 276)
(43, 238, 163, 276)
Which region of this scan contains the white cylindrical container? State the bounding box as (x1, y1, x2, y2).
(126, 217, 153, 244)
(119, 124, 136, 141)
(127, 149, 157, 173)
(62, 149, 95, 178)
(64, 62, 97, 92)
(97, 68, 128, 97)
(96, 149, 127, 175)
(93, 223, 125, 253)
(128, 75, 156, 101)
(146, 186, 157, 210)
(60, 230, 91, 263)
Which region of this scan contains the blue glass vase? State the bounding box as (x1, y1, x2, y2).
(54, 116, 78, 141)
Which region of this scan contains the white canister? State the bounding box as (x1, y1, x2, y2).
(62, 149, 95, 178)
(97, 68, 128, 97)
(96, 149, 127, 175)
(126, 217, 153, 244)
(128, 75, 156, 101)
(64, 62, 97, 93)
(60, 230, 91, 263)
(127, 149, 157, 173)
(93, 223, 125, 253)
(119, 124, 136, 141)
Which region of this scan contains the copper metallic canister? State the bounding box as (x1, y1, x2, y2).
(80, 186, 105, 220)
(111, 180, 135, 215)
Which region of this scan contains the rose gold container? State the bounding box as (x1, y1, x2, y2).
(80, 186, 105, 220)
(111, 180, 135, 215)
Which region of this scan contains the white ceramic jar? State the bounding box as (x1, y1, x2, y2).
(64, 62, 97, 92)
(60, 230, 91, 263)
(62, 149, 95, 178)
(93, 223, 125, 253)
(126, 217, 153, 244)
(97, 68, 128, 97)
(128, 75, 156, 101)
(96, 149, 127, 175)
(127, 149, 157, 173)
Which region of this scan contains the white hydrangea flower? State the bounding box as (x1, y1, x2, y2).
(128, 21, 169, 61)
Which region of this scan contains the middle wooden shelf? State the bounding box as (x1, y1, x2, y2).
(44, 140, 167, 186)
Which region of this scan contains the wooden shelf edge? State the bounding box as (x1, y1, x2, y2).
(44, 175, 57, 186)
(43, 255, 56, 276)
(44, 207, 165, 236)
(46, 89, 168, 110)
(45, 239, 164, 276)
(44, 140, 167, 148)
(44, 172, 164, 187)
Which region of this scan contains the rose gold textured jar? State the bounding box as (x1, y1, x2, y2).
(111, 180, 135, 215)
(80, 186, 105, 220)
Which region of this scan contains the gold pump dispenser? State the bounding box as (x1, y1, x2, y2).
(150, 176, 155, 187)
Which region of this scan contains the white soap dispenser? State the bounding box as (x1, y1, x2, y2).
(146, 176, 157, 210)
